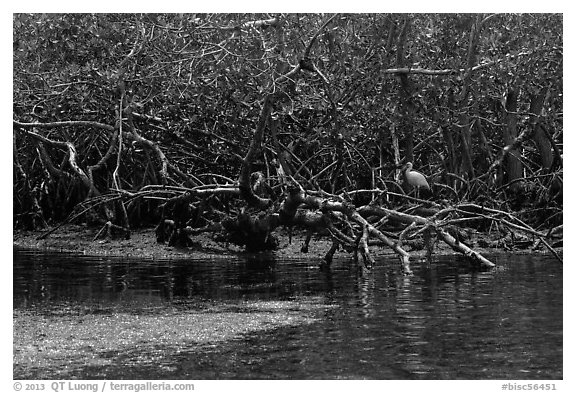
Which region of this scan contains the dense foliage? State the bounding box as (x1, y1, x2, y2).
(13, 13, 562, 233)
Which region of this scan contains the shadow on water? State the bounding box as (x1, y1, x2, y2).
(13, 248, 562, 380)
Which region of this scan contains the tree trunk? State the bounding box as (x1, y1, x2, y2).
(238, 95, 274, 210)
(503, 87, 523, 191)
(529, 87, 553, 170)
(396, 16, 415, 164)
(454, 15, 483, 179)
(457, 112, 475, 178)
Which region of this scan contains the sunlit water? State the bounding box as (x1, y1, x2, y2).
(13, 247, 562, 379)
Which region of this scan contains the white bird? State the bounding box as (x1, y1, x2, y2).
(402, 162, 430, 198)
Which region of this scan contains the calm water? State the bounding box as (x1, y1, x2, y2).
(13, 247, 562, 380)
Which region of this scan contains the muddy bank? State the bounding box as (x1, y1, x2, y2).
(13, 224, 341, 261)
(13, 224, 560, 263)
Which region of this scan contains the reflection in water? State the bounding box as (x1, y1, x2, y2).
(13, 248, 562, 380)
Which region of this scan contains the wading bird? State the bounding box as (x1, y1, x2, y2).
(402, 162, 430, 198)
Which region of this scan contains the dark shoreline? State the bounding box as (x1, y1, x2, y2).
(13, 224, 337, 261)
(13, 224, 561, 264)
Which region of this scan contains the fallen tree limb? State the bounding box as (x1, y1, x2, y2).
(436, 227, 495, 268)
(284, 184, 413, 273)
(455, 204, 562, 263)
(357, 203, 495, 268)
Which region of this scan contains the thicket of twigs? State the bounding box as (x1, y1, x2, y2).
(13, 14, 562, 269)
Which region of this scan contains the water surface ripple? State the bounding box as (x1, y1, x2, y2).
(13, 248, 562, 379)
